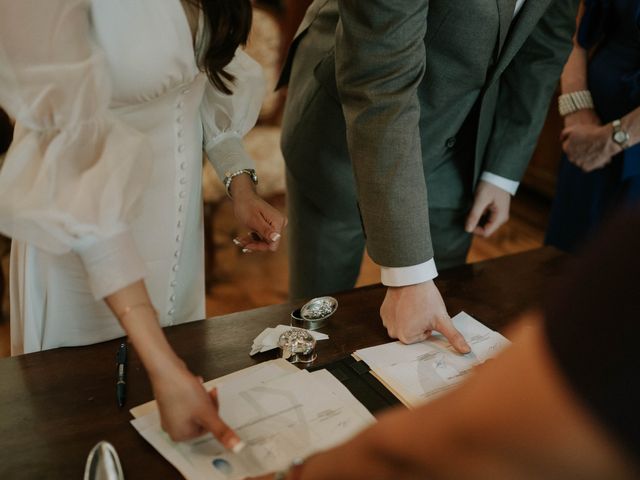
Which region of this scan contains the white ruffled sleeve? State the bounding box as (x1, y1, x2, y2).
(0, 0, 151, 299)
(200, 49, 266, 181)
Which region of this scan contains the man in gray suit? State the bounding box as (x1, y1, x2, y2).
(281, 0, 578, 349)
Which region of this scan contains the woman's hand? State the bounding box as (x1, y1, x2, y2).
(563, 108, 601, 129)
(105, 282, 242, 451)
(561, 122, 621, 172)
(150, 363, 243, 450)
(229, 174, 287, 252)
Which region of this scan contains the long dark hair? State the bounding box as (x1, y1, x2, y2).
(189, 0, 253, 95)
(0, 109, 12, 155)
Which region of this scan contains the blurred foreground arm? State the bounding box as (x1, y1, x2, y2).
(254, 315, 637, 479)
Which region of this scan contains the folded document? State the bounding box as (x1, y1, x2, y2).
(354, 311, 510, 407)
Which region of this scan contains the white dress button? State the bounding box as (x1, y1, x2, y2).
(178, 144, 185, 153)
(168, 308, 175, 316)
(179, 191, 186, 198)
(174, 249, 180, 257)
(177, 130, 184, 138)
(170, 280, 177, 287)
(176, 115, 184, 124)
(169, 295, 176, 302)
(182, 88, 190, 95)
(177, 101, 184, 109)
(172, 264, 179, 272)
(180, 162, 187, 170)
(178, 204, 184, 212)
(179, 177, 187, 184)
(176, 234, 181, 243)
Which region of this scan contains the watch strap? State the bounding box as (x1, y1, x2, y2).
(612, 119, 630, 149)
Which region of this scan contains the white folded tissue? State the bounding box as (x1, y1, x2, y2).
(250, 324, 329, 355)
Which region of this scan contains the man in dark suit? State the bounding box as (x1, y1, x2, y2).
(281, 0, 578, 348)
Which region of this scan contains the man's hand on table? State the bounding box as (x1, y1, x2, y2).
(380, 280, 471, 353)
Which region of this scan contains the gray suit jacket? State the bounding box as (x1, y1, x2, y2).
(282, 0, 578, 268)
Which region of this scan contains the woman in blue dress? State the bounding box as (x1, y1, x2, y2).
(546, 0, 640, 251)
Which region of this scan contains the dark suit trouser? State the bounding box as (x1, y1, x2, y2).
(285, 86, 473, 300)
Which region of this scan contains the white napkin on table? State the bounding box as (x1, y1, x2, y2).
(250, 324, 329, 356)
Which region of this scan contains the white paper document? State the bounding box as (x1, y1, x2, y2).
(355, 311, 510, 407)
(131, 360, 375, 480)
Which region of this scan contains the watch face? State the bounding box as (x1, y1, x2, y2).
(614, 130, 629, 144)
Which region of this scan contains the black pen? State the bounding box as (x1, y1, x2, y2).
(116, 342, 127, 408)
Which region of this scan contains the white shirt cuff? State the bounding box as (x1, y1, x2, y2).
(480, 171, 519, 195)
(514, 0, 526, 17)
(380, 259, 439, 287)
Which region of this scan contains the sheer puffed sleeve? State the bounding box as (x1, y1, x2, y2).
(200, 49, 266, 181)
(0, 0, 151, 299)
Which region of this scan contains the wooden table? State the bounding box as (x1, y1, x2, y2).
(0, 247, 566, 479)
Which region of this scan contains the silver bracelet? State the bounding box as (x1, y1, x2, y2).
(558, 90, 594, 117)
(222, 168, 258, 198)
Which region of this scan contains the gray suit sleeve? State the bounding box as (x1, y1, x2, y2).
(482, 0, 579, 181)
(335, 0, 432, 268)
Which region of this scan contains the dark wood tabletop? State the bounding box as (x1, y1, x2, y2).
(0, 247, 566, 479)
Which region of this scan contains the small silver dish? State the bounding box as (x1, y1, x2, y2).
(290, 296, 338, 331)
(278, 328, 317, 364)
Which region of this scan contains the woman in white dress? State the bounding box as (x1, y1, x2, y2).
(0, 0, 286, 447)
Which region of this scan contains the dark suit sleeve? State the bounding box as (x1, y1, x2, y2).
(482, 0, 579, 181)
(335, 0, 432, 268)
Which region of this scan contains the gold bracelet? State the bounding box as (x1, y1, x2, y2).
(116, 302, 157, 321)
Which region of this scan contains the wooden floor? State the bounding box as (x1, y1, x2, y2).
(0, 188, 550, 358)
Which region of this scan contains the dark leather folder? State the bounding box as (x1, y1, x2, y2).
(309, 355, 402, 415)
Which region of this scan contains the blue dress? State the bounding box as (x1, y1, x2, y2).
(546, 0, 640, 252)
